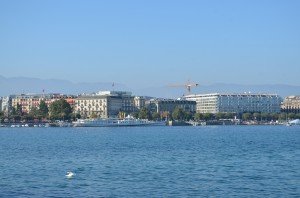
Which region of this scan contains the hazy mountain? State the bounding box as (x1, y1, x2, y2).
(0, 76, 299, 98)
(0, 76, 129, 96)
(135, 83, 300, 99)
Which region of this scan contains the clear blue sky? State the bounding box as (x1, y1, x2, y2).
(1, 0, 299, 88)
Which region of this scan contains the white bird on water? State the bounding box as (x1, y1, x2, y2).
(65, 171, 75, 179)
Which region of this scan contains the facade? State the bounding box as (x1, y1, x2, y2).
(11, 94, 76, 114)
(75, 91, 135, 118)
(184, 93, 282, 114)
(133, 96, 146, 110)
(281, 96, 300, 113)
(1, 96, 14, 115)
(147, 99, 196, 114)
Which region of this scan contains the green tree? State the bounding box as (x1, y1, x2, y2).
(242, 113, 252, 121)
(151, 112, 160, 120)
(0, 111, 4, 123)
(132, 112, 139, 119)
(71, 113, 81, 121)
(194, 113, 204, 121)
(288, 113, 296, 120)
(16, 103, 23, 116)
(29, 106, 41, 119)
(184, 111, 193, 121)
(49, 99, 72, 121)
(261, 112, 269, 121)
(39, 100, 49, 118)
(203, 113, 213, 121)
(215, 112, 226, 120)
(10, 105, 22, 122)
(253, 113, 261, 121)
(225, 112, 235, 119)
(279, 113, 287, 121)
(138, 107, 151, 119)
(172, 107, 185, 121)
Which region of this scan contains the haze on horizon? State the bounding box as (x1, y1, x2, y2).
(1, 0, 300, 89)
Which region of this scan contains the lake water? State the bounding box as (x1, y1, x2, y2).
(0, 126, 299, 197)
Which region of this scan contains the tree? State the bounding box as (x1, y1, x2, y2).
(138, 107, 151, 119)
(132, 112, 139, 119)
(215, 112, 226, 120)
(0, 111, 4, 123)
(10, 105, 22, 122)
(253, 113, 261, 121)
(71, 113, 81, 121)
(161, 111, 170, 120)
(172, 107, 185, 121)
(49, 99, 72, 121)
(29, 106, 41, 119)
(194, 113, 204, 121)
(152, 112, 160, 120)
(203, 113, 213, 121)
(16, 103, 23, 116)
(242, 113, 252, 121)
(225, 112, 235, 119)
(39, 100, 49, 118)
(184, 111, 193, 121)
(261, 112, 269, 121)
(288, 113, 296, 120)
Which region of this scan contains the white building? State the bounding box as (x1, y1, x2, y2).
(184, 93, 282, 114)
(1, 96, 14, 115)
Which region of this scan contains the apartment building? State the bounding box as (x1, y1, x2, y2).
(184, 93, 282, 114)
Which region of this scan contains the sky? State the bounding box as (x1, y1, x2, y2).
(0, 0, 299, 89)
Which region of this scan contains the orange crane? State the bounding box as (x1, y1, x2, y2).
(168, 80, 199, 95)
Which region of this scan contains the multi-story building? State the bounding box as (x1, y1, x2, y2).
(11, 94, 76, 114)
(133, 96, 146, 110)
(147, 98, 196, 114)
(1, 95, 14, 115)
(184, 93, 282, 114)
(0, 97, 2, 112)
(281, 96, 300, 113)
(74, 91, 135, 118)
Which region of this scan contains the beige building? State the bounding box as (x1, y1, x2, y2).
(133, 96, 146, 110)
(281, 96, 300, 113)
(74, 91, 136, 118)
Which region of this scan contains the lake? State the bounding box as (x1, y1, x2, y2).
(0, 126, 299, 197)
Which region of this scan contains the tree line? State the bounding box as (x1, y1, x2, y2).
(133, 107, 300, 122)
(0, 99, 78, 123)
(2, 102, 299, 123)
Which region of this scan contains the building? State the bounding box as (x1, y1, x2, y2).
(147, 98, 196, 114)
(74, 91, 136, 118)
(184, 93, 282, 114)
(1, 95, 14, 115)
(0, 97, 2, 112)
(133, 96, 146, 110)
(281, 96, 300, 113)
(11, 93, 76, 114)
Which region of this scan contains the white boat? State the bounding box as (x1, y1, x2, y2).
(73, 116, 166, 127)
(288, 119, 300, 125)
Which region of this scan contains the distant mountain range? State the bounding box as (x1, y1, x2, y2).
(0, 76, 299, 98)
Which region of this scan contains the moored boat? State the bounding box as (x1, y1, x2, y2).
(73, 116, 166, 127)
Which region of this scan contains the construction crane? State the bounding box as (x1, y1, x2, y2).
(168, 80, 199, 95)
